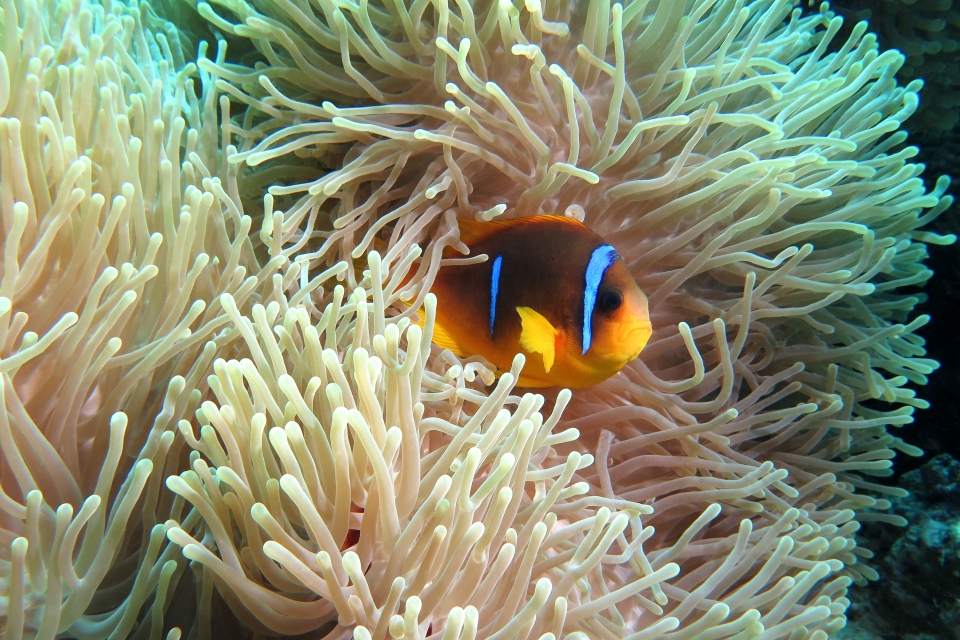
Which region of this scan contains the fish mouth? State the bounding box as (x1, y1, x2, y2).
(621, 322, 652, 360)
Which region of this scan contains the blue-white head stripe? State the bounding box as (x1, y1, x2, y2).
(582, 245, 618, 355)
(490, 255, 503, 336)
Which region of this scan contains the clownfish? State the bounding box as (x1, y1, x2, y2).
(426, 215, 652, 388)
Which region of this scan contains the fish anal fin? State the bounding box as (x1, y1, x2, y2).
(516, 306, 561, 373)
(429, 319, 470, 357)
(410, 308, 469, 356)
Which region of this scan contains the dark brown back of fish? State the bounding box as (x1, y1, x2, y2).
(432, 217, 605, 347)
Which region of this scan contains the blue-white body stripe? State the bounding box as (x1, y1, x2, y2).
(490, 255, 503, 336)
(582, 245, 618, 355)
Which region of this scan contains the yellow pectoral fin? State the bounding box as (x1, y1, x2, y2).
(516, 306, 560, 373)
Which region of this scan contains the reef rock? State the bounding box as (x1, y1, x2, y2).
(840, 454, 960, 639)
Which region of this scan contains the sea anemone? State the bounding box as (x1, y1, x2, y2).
(831, 0, 960, 133)
(0, 0, 954, 638)
(0, 0, 268, 634)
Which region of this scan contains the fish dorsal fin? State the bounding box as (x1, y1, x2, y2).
(516, 306, 561, 373)
(457, 215, 586, 246)
(456, 217, 515, 246)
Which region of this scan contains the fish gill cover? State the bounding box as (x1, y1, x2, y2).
(0, 0, 955, 639)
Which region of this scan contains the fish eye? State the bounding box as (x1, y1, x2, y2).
(599, 290, 623, 313)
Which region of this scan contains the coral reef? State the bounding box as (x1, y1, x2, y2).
(0, 0, 955, 639)
(836, 454, 960, 640)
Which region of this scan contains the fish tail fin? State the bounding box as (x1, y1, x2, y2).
(516, 306, 561, 373)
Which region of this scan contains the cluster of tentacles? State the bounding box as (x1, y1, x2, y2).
(0, 0, 954, 639)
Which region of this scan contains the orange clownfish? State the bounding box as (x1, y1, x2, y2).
(428, 215, 652, 388)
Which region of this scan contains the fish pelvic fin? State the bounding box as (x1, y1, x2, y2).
(516, 306, 561, 373)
